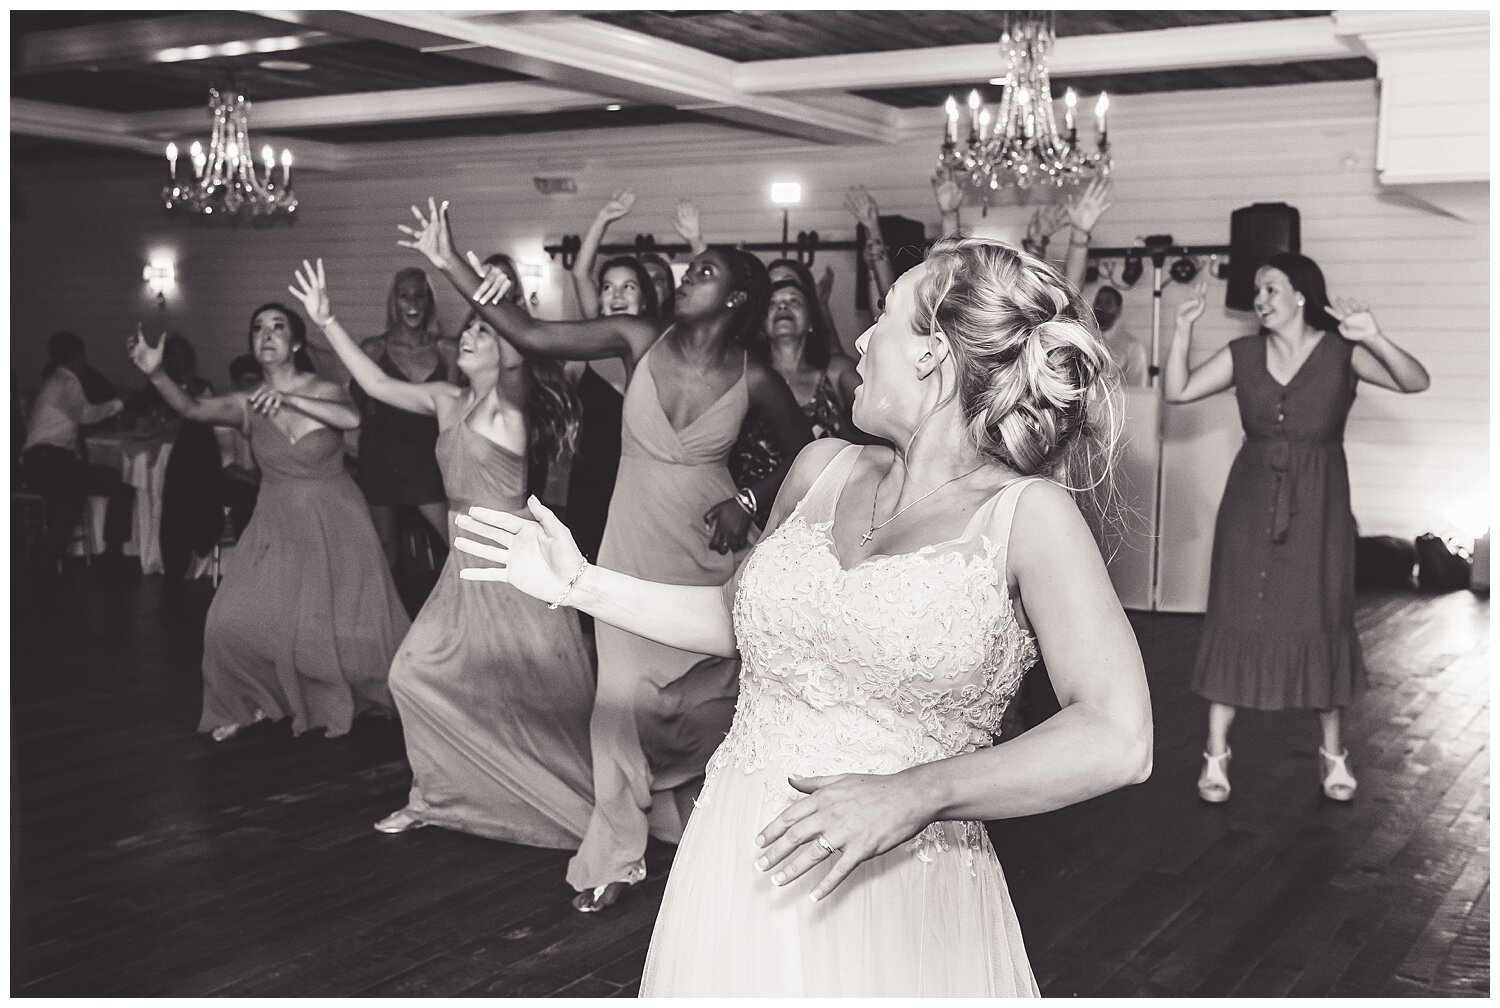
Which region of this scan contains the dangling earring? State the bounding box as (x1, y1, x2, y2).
(1296, 297, 1305, 306)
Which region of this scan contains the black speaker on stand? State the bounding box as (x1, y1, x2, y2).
(1226, 202, 1300, 310)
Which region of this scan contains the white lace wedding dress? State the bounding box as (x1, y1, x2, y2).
(640, 445, 1042, 996)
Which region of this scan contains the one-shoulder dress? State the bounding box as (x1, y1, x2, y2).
(566, 344, 751, 893)
(198, 409, 409, 737)
(389, 390, 596, 847)
(641, 445, 1041, 996)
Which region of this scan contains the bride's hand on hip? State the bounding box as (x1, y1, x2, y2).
(754, 770, 933, 901)
(453, 495, 583, 602)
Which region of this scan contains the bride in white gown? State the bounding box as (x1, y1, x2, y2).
(452, 236, 1153, 997)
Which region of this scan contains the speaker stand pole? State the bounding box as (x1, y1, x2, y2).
(1148, 251, 1168, 611)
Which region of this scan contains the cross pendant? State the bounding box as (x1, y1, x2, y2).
(859, 530, 874, 546)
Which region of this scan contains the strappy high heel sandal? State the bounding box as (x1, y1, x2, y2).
(1197, 749, 1231, 803)
(373, 808, 428, 833)
(572, 866, 646, 913)
(1318, 746, 1357, 802)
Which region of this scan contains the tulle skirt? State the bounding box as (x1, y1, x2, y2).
(640, 760, 1039, 997)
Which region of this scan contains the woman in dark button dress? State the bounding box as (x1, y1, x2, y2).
(1165, 253, 1429, 803)
(353, 268, 456, 568)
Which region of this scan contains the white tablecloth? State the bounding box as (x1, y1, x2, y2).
(83, 429, 247, 578)
(84, 435, 173, 574)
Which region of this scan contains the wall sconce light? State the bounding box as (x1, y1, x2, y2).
(143, 262, 175, 307)
(770, 181, 802, 258)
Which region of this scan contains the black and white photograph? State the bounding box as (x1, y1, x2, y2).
(9, 7, 1489, 997)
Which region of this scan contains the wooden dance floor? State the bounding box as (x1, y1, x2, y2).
(11, 569, 1489, 996)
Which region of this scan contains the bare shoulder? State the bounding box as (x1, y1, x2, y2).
(782, 438, 856, 501)
(1006, 479, 1099, 570)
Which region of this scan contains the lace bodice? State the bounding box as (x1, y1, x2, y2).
(703, 447, 1040, 865)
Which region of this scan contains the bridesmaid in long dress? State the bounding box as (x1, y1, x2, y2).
(401, 198, 812, 911)
(128, 305, 409, 740)
(452, 237, 1153, 995)
(288, 259, 595, 845)
(1165, 253, 1429, 803)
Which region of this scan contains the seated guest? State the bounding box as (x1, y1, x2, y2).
(20, 332, 131, 572)
(221, 355, 262, 536)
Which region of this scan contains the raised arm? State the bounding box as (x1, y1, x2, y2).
(1330, 298, 1430, 394)
(845, 185, 894, 309)
(932, 171, 964, 236)
(400, 198, 657, 367)
(1062, 176, 1111, 292)
(126, 327, 244, 426)
(752, 479, 1152, 901)
(570, 190, 635, 319)
(289, 258, 451, 416)
(673, 198, 708, 256)
(1163, 278, 1233, 403)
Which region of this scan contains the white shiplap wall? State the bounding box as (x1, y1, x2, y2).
(10, 80, 1487, 568)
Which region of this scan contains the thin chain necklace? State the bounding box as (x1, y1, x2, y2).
(862, 462, 984, 546)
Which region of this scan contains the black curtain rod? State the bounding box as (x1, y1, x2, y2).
(543, 237, 1234, 264)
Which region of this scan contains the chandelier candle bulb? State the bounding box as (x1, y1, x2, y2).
(165, 143, 178, 180)
(1096, 92, 1110, 142)
(967, 89, 980, 139)
(944, 95, 958, 144)
(281, 150, 292, 189)
(1064, 88, 1077, 133)
(261, 145, 275, 184)
(978, 109, 990, 141)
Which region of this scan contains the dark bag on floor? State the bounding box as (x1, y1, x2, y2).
(1355, 535, 1416, 590)
(1414, 533, 1471, 592)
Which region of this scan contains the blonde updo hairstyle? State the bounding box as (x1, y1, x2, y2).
(913, 235, 1124, 541)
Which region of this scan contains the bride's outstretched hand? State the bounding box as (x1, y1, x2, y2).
(453, 496, 583, 602)
(288, 258, 335, 327)
(754, 770, 933, 901)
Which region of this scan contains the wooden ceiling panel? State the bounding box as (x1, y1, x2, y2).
(586, 10, 1332, 62)
(858, 58, 1378, 109)
(10, 40, 529, 113)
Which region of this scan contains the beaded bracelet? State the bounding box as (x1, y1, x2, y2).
(549, 558, 589, 610)
(734, 488, 758, 518)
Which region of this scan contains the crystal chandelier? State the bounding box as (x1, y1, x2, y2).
(161, 87, 297, 218)
(937, 12, 1110, 199)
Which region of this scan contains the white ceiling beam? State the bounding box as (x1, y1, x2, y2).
(14, 12, 336, 73)
(126, 81, 612, 136)
(249, 9, 899, 145)
(734, 17, 1360, 94)
(11, 99, 349, 170)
